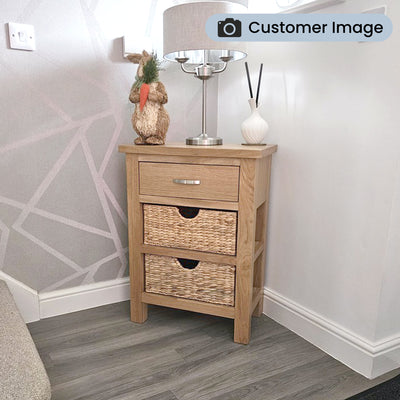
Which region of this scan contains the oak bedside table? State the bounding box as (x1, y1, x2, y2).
(119, 143, 277, 344)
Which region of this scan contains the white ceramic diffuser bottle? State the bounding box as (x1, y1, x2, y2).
(241, 98, 269, 144)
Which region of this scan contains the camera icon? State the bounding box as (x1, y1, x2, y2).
(218, 18, 242, 37)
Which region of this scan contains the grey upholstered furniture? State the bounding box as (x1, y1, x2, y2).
(0, 280, 51, 400)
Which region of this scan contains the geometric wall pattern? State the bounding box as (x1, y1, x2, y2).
(0, 84, 131, 292)
(0, 0, 215, 293)
(0, 0, 147, 292)
(0, 108, 130, 292)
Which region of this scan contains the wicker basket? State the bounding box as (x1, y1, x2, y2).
(144, 204, 237, 255)
(145, 254, 235, 306)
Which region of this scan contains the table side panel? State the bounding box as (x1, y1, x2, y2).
(126, 154, 147, 323)
(234, 158, 257, 344)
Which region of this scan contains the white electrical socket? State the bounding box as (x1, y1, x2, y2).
(8, 22, 36, 51)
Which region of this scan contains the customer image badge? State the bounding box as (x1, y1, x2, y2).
(208, 13, 392, 42)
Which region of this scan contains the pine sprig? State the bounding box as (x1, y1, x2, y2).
(133, 76, 144, 90)
(133, 54, 162, 89)
(143, 57, 160, 84)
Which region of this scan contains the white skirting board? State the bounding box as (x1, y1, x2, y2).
(0, 271, 40, 323)
(39, 277, 130, 319)
(263, 288, 400, 379)
(0, 271, 130, 323)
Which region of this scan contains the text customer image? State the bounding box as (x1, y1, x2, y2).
(249, 21, 384, 38)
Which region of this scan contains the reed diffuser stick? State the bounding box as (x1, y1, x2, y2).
(244, 62, 254, 99)
(255, 63, 263, 108)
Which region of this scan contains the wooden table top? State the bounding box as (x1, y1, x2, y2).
(118, 143, 278, 159)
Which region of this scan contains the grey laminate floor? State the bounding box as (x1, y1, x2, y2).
(28, 302, 399, 400)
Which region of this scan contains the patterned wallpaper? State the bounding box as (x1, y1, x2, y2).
(0, 0, 215, 292)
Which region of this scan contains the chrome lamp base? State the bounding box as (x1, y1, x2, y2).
(186, 134, 222, 146)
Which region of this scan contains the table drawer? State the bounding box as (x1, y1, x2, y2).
(144, 204, 237, 255)
(139, 162, 239, 202)
(145, 254, 235, 306)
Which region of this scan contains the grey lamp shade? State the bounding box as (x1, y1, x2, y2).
(163, 1, 247, 64)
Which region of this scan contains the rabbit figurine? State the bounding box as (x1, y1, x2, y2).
(128, 50, 170, 145)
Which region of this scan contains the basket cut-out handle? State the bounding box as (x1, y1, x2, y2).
(177, 206, 200, 219)
(177, 258, 199, 269)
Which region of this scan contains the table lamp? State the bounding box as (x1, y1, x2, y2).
(163, 1, 247, 145)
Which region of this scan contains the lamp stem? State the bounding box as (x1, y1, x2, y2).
(202, 78, 207, 136)
(184, 49, 223, 145)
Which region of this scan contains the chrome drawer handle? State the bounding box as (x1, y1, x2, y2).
(173, 179, 201, 185)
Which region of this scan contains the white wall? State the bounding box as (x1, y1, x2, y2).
(218, 0, 400, 377)
(375, 160, 400, 342)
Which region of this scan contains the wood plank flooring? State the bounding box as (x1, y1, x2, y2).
(28, 301, 399, 400)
